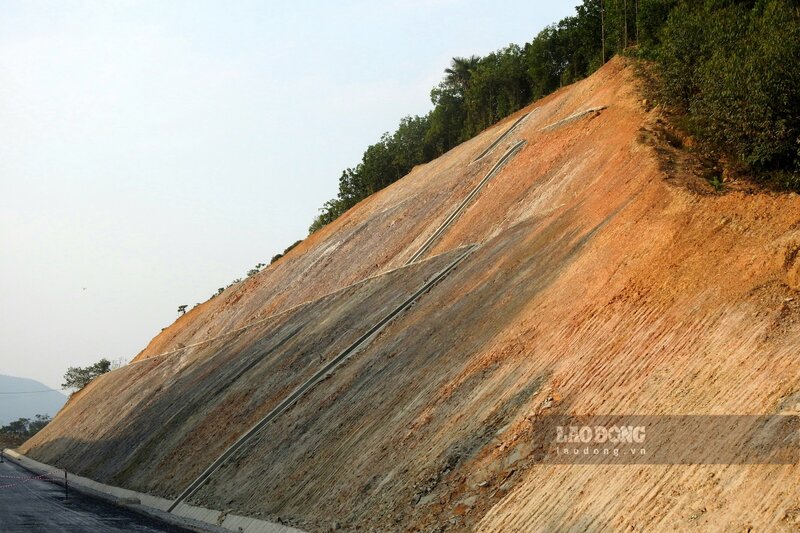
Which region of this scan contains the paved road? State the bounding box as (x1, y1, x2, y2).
(0, 458, 187, 532)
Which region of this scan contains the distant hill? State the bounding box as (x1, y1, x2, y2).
(0, 375, 67, 426)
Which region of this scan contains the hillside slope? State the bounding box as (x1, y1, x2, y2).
(20, 58, 800, 532)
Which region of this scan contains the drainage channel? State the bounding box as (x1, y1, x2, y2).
(168, 113, 531, 513)
(473, 110, 533, 162)
(167, 244, 476, 512)
(406, 139, 526, 266)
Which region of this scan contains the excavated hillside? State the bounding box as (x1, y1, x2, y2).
(21, 58, 800, 532)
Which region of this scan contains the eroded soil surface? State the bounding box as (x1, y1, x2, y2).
(22, 58, 800, 532)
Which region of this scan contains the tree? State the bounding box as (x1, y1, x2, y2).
(62, 358, 111, 392)
(601, 0, 606, 62)
(177, 304, 188, 315)
(27, 414, 51, 435)
(1, 415, 51, 438)
(657, 0, 799, 188)
(3, 418, 29, 436)
(247, 263, 266, 277)
(283, 240, 303, 254)
(306, 0, 798, 234)
(444, 55, 481, 95)
(624, 0, 628, 49)
(463, 45, 531, 136)
(636, 0, 679, 55)
(426, 85, 467, 156)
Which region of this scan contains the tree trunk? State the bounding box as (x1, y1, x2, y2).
(601, 0, 605, 62)
(624, 0, 628, 49)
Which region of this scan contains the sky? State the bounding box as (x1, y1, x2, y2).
(0, 0, 580, 391)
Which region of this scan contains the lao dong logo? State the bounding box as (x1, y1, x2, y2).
(556, 425, 646, 444)
(554, 424, 646, 459)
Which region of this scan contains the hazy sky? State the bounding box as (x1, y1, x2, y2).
(1, 1, 579, 391)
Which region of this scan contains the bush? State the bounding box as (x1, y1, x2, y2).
(62, 358, 111, 392)
(1, 415, 51, 439)
(658, 0, 800, 187)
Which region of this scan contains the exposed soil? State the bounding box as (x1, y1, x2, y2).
(21, 58, 800, 532)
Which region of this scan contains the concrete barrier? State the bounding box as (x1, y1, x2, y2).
(2, 449, 302, 533)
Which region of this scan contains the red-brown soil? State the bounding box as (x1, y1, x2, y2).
(20, 58, 800, 532)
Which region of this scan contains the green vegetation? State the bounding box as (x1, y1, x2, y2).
(309, 0, 799, 234)
(173, 1, 798, 318)
(309, 0, 661, 233)
(658, 1, 800, 189)
(205, 248, 301, 304)
(0, 415, 51, 438)
(1, 414, 51, 440)
(62, 358, 111, 392)
(269, 239, 304, 264)
(247, 263, 266, 277)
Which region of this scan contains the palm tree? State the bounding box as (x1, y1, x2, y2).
(444, 55, 481, 93)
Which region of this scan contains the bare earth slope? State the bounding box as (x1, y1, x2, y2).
(22, 58, 800, 532)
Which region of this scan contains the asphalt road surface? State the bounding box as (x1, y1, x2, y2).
(0, 458, 188, 532)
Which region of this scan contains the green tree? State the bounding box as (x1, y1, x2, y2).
(307, 0, 800, 232)
(463, 45, 530, 136)
(444, 55, 481, 95)
(247, 263, 266, 277)
(657, 2, 711, 111)
(62, 358, 112, 392)
(1, 414, 52, 438)
(425, 85, 467, 156)
(26, 414, 52, 435)
(636, 0, 680, 55)
(2, 418, 30, 436)
(657, 0, 800, 187)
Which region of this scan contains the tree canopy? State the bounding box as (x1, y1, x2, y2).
(1, 414, 51, 438)
(306, 0, 798, 232)
(62, 358, 112, 392)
